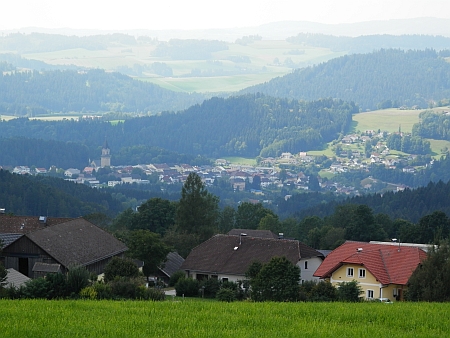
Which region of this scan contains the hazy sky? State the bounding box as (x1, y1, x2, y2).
(2, 0, 450, 31)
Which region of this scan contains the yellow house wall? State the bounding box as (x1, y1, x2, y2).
(330, 264, 383, 301)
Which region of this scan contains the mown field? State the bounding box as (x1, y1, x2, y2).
(0, 299, 449, 337)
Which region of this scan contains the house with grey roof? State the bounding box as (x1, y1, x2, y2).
(181, 233, 324, 284)
(1, 217, 127, 278)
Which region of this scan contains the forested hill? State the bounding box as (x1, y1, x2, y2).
(242, 49, 450, 111)
(280, 178, 450, 224)
(0, 169, 123, 217)
(0, 69, 206, 115)
(0, 95, 358, 159)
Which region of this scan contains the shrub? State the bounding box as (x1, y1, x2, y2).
(46, 273, 68, 299)
(103, 257, 139, 283)
(200, 278, 221, 298)
(109, 277, 141, 299)
(80, 286, 98, 300)
(337, 280, 363, 302)
(216, 288, 236, 302)
(92, 282, 113, 300)
(21, 278, 50, 299)
(309, 281, 337, 302)
(138, 286, 166, 301)
(175, 277, 199, 297)
(66, 265, 90, 297)
(169, 271, 186, 287)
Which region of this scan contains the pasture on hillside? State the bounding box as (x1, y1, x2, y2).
(352, 108, 421, 134)
(0, 299, 449, 337)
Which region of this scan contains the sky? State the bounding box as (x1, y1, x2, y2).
(1, 0, 450, 31)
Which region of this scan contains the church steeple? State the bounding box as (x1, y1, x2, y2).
(101, 137, 111, 167)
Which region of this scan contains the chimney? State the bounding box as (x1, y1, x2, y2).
(0, 208, 5, 215)
(39, 216, 47, 225)
(278, 233, 284, 239)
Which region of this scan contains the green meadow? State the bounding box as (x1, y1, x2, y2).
(0, 300, 449, 337)
(352, 108, 422, 134)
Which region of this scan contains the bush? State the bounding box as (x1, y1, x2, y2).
(103, 257, 139, 283)
(80, 286, 98, 300)
(309, 281, 337, 302)
(175, 277, 199, 297)
(138, 286, 166, 301)
(200, 278, 221, 298)
(21, 278, 50, 299)
(337, 280, 363, 302)
(109, 277, 141, 299)
(67, 265, 90, 297)
(46, 273, 68, 299)
(169, 271, 186, 287)
(92, 282, 113, 300)
(216, 288, 236, 302)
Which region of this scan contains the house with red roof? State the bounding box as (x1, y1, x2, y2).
(313, 241, 427, 301)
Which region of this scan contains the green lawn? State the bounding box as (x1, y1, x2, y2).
(0, 300, 449, 337)
(224, 157, 258, 166)
(352, 108, 422, 134)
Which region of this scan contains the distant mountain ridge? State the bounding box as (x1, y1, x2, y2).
(2, 18, 449, 41)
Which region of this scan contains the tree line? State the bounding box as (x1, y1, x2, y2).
(0, 95, 357, 158)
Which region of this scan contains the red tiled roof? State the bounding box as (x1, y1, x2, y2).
(314, 241, 427, 285)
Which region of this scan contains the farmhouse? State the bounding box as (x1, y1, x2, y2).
(181, 232, 324, 283)
(0, 216, 127, 278)
(313, 241, 427, 301)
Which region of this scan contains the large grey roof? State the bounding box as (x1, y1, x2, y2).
(227, 229, 278, 239)
(26, 218, 127, 268)
(5, 268, 30, 288)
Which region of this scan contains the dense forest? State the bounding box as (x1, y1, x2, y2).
(286, 33, 450, 53)
(0, 69, 206, 115)
(280, 177, 450, 224)
(0, 95, 357, 158)
(0, 169, 123, 217)
(243, 49, 450, 110)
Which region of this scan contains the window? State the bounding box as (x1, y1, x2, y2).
(304, 261, 308, 270)
(358, 268, 366, 278)
(347, 267, 354, 277)
(367, 290, 374, 299)
(222, 278, 228, 282)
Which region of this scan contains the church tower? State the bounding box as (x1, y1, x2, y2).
(101, 138, 111, 168)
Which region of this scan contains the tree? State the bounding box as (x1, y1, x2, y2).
(235, 202, 277, 230)
(337, 280, 363, 302)
(406, 241, 450, 302)
(218, 205, 236, 233)
(131, 198, 176, 235)
(248, 256, 300, 302)
(258, 214, 281, 233)
(126, 230, 171, 280)
(103, 256, 139, 283)
(176, 173, 220, 241)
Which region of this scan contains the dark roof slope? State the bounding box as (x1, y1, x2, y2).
(25, 218, 127, 268)
(227, 229, 278, 239)
(181, 234, 321, 276)
(0, 215, 73, 234)
(159, 252, 185, 278)
(0, 233, 23, 247)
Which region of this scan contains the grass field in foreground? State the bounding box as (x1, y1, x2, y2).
(0, 300, 449, 337)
